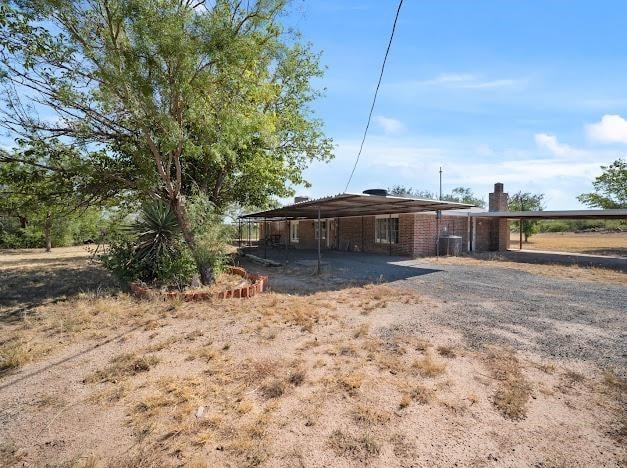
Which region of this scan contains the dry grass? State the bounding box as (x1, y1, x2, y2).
(412, 351, 447, 377)
(436, 345, 456, 358)
(430, 255, 626, 285)
(511, 232, 627, 256)
(485, 349, 531, 420)
(0, 339, 46, 374)
(328, 429, 381, 461)
(85, 353, 159, 384)
(1, 247, 625, 467)
(338, 370, 365, 395)
(410, 384, 434, 405)
(352, 403, 392, 426)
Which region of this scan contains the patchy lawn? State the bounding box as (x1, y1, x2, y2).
(0, 248, 625, 467)
(426, 253, 627, 285)
(510, 231, 627, 257)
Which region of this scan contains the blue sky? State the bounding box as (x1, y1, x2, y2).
(3, 1, 627, 210)
(286, 0, 627, 209)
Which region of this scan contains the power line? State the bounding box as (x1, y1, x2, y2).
(344, 0, 404, 193)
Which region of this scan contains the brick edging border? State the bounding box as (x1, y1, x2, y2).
(129, 266, 268, 301)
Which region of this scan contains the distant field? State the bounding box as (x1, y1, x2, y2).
(510, 232, 627, 256)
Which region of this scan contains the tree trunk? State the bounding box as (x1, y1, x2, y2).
(170, 197, 214, 285)
(44, 212, 52, 252)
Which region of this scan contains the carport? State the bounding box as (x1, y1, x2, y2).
(239, 192, 473, 273)
(472, 209, 627, 250)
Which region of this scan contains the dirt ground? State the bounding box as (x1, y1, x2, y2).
(510, 231, 627, 257)
(0, 247, 625, 467)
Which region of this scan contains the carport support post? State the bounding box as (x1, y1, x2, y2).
(467, 211, 471, 252)
(264, 217, 267, 259)
(436, 210, 441, 258)
(519, 218, 523, 250)
(388, 213, 392, 256)
(317, 206, 321, 275)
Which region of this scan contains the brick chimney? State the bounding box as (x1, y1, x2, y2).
(485, 182, 510, 251)
(488, 182, 508, 212)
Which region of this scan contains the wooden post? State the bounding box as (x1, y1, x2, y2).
(519, 218, 523, 250)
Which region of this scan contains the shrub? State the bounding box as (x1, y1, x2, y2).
(186, 193, 232, 276)
(100, 201, 196, 289)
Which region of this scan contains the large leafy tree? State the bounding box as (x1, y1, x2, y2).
(388, 185, 486, 207)
(508, 191, 545, 242)
(577, 158, 626, 209)
(0, 140, 119, 250)
(0, 0, 333, 283)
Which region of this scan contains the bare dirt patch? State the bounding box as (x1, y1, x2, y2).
(0, 248, 625, 466)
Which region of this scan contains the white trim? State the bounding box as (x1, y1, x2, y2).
(314, 219, 328, 240)
(290, 220, 299, 243)
(375, 213, 399, 219)
(374, 217, 399, 244)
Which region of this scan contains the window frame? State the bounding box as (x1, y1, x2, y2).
(374, 215, 399, 245)
(290, 221, 299, 243)
(314, 219, 327, 240)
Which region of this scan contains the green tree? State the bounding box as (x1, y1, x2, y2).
(508, 191, 545, 242)
(388, 185, 436, 199)
(577, 158, 627, 209)
(442, 187, 486, 208)
(0, 0, 332, 283)
(389, 185, 486, 207)
(0, 140, 116, 250)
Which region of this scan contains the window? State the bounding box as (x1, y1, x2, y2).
(314, 220, 327, 240)
(375, 216, 399, 244)
(290, 221, 299, 243)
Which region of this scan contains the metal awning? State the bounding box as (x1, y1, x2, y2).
(240, 193, 473, 220)
(472, 209, 627, 219)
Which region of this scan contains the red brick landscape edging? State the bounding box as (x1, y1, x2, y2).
(129, 266, 268, 301)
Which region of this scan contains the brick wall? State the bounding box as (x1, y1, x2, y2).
(474, 217, 491, 252)
(258, 212, 474, 257)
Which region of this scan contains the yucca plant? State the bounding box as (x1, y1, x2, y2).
(101, 200, 197, 287)
(133, 201, 180, 266)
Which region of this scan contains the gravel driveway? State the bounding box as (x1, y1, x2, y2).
(244, 248, 627, 373)
(396, 259, 626, 374)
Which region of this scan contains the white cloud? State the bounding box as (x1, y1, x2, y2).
(534, 133, 583, 157)
(586, 114, 627, 144)
(400, 73, 526, 91)
(374, 115, 405, 135)
(300, 135, 611, 209)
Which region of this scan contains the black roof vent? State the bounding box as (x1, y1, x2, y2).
(362, 188, 388, 197)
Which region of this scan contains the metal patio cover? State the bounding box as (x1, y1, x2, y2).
(239, 193, 474, 220)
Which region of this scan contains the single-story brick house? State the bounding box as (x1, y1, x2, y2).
(241, 183, 511, 256)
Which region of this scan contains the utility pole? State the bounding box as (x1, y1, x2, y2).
(437, 166, 442, 257)
(519, 195, 524, 251)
